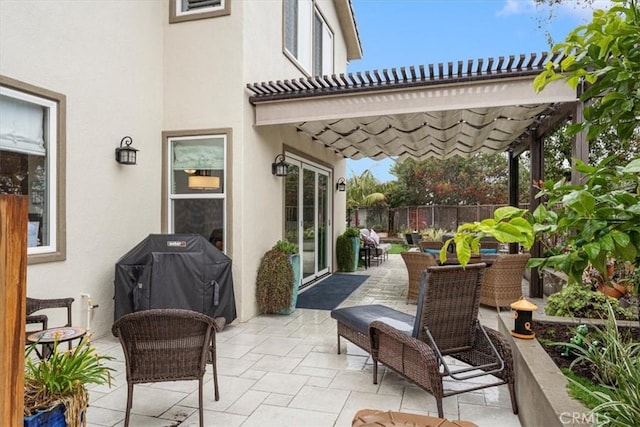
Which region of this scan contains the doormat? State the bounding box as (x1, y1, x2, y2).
(296, 274, 370, 310)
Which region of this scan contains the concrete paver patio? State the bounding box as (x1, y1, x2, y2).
(86, 254, 524, 426)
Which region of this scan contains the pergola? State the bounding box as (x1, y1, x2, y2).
(246, 52, 587, 297)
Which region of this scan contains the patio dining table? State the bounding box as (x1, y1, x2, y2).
(439, 253, 499, 266)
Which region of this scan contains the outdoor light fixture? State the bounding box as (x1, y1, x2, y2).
(188, 171, 220, 190)
(271, 153, 288, 177)
(336, 177, 346, 192)
(115, 136, 139, 165)
(510, 296, 538, 340)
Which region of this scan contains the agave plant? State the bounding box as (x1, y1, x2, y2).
(24, 336, 114, 426)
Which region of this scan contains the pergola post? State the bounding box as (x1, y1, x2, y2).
(0, 195, 28, 425)
(572, 96, 588, 184)
(529, 135, 544, 298)
(508, 150, 520, 254)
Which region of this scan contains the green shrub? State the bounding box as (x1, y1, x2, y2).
(343, 227, 361, 238)
(272, 239, 298, 255)
(336, 235, 355, 271)
(545, 282, 635, 320)
(560, 304, 640, 426)
(256, 249, 294, 314)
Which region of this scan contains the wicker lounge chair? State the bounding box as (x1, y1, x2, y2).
(400, 251, 438, 303)
(26, 296, 75, 357)
(479, 253, 531, 312)
(369, 264, 517, 418)
(112, 309, 219, 427)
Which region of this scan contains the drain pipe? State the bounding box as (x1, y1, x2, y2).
(80, 293, 99, 333)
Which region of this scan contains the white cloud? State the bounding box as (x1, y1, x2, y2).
(497, 0, 536, 16)
(557, 0, 613, 20)
(497, 0, 613, 20)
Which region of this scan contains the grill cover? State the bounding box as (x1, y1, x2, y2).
(114, 234, 236, 325)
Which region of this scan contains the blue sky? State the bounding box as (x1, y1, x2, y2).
(345, 0, 607, 182)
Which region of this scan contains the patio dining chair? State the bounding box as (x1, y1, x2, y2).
(369, 264, 517, 418)
(400, 251, 438, 303)
(112, 309, 219, 427)
(26, 296, 75, 357)
(479, 253, 531, 312)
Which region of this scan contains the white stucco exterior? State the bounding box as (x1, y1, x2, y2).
(1, 0, 357, 336)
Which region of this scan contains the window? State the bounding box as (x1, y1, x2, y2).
(169, 0, 230, 23)
(162, 130, 229, 253)
(0, 75, 66, 263)
(284, 0, 334, 76)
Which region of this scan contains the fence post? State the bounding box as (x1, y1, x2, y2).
(0, 195, 28, 425)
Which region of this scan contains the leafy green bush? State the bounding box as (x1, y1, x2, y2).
(256, 249, 294, 313)
(560, 304, 640, 426)
(343, 227, 361, 238)
(272, 239, 298, 255)
(545, 282, 635, 320)
(336, 235, 355, 271)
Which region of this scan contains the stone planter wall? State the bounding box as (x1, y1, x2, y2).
(497, 313, 590, 427)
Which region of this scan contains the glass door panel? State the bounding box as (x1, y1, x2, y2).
(302, 168, 316, 281)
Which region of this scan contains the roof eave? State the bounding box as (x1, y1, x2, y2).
(335, 0, 363, 60)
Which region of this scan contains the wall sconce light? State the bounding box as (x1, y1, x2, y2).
(272, 153, 288, 177)
(188, 171, 220, 190)
(115, 136, 139, 165)
(336, 177, 346, 192)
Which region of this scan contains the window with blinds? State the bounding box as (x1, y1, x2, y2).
(284, 0, 334, 77)
(169, 0, 230, 23)
(0, 76, 66, 262)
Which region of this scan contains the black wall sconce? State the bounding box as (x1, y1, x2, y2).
(272, 153, 288, 177)
(336, 177, 346, 192)
(115, 136, 139, 165)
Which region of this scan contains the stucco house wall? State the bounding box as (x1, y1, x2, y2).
(1, 0, 355, 335)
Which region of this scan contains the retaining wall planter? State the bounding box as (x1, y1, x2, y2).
(497, 313, 591, 427)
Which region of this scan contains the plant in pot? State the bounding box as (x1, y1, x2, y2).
(443, 156, 640, 321)
(336, 227, 361, 272)
(24, 336, 114, 426)
(256, 240, 299, 314)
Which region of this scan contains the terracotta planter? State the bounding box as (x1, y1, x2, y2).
(597, 283, 624, 299)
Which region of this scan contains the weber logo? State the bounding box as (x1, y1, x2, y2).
(167, 241, 187, 247)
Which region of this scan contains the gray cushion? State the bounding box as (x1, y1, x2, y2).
(331, 304, 416, 337)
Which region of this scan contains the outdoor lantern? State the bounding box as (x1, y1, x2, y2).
(336, 177, 346, 192)
(115, 136, 139, 165)
(271, 153, 288, 177)
(510, 296, 538, 340)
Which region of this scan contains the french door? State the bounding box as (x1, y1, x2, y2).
(284, 154, 331, 286)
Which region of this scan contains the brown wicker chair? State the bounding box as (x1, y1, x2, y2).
(369, 264, 517, 418)
(26, 296, 75, 357)
(480, 253, 531, 312)
(112, 309, 219, 427)
(418, 240, 443, 252)
(400, 251, 438, 303)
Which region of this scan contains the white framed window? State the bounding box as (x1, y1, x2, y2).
(284, 0, 334, 76)
(169, 0, 231, 24)
(0, 75, 66, 263)
(162, 130, 229, 253)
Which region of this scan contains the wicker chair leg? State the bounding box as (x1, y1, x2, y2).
(436, 398, 444, 419)
(337, 332, 342, 355)
(198, 378, 204, 427)
(212, 348, 220, 401)
(125, 383, 133, 427)
(509, 383, 518, 414)
(372, 359, 378, 384)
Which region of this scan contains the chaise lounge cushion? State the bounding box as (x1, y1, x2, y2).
(331, 304, 415, 337)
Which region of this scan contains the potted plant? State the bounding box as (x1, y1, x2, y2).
(256, 240, 299, 314)
(337, 227, 361, 272)
(24, 336, 114, 426)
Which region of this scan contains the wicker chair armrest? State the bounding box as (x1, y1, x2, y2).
(482, 326, 513, 360)
(370, 320, 442, 395)
(26, 314, 48, 329)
